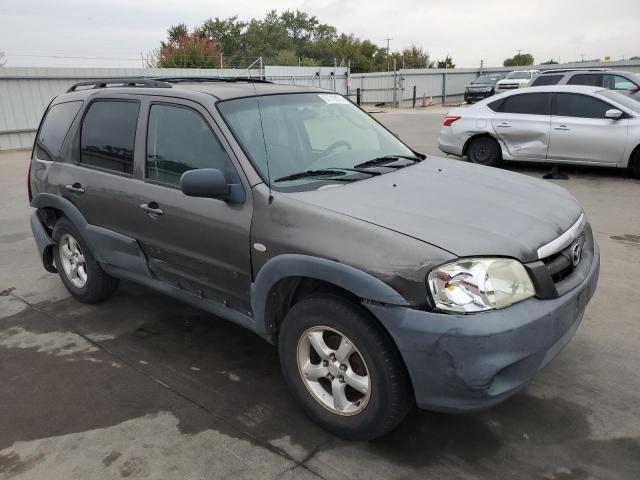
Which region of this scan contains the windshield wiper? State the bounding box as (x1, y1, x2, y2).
(353, 155, 422, 169)
(274, 169, 356, 183)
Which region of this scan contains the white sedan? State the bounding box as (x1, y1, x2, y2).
(438, 85, 640, 177)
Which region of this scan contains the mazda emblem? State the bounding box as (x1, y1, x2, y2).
(571, 242, 583, 267)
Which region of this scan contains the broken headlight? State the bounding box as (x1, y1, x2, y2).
(428, 258, 535, 313)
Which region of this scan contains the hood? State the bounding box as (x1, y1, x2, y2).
(289, 157, 582, 263)
(497, 78, 529, 86)
(467, 82, 495, 88)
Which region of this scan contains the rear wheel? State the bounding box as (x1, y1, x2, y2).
(52, 218, 119, 303)
(278, 294, 413, 440)
(467, 136, 501, 166)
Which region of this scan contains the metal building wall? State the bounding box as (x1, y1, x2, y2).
(349, 60, 640, 107)
(264, 66, 349, 94)
(0, 67, 262, 150)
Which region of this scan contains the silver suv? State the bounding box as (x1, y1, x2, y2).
(29, 77, 599, 440)
(530, 68, 640, 91)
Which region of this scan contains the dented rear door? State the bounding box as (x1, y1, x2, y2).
(490, 92, 552, 160)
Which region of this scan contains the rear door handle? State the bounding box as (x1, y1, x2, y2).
(140, 202, 164, 217)
(554, 125, 571, 131)
(496, 122, 511, 128)
(65, 183, 85, 194)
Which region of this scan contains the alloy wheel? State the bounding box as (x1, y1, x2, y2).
(297, 326, 371, 416)
(58, 233, 87, 288)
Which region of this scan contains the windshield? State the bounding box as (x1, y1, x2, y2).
(473, 75, 500, 84)
(217, 93, 415, 190)
(505, 71, 532, 80)
(598, 89, 640, 114)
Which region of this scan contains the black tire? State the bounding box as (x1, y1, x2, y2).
(467, 136, 501, 166)
(278, 294, 413, 440)
(52, 217, 119, 303)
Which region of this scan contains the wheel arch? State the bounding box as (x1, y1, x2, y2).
(251, 254, 408, 338)
(31, 193, 150, 277)
(629, 143, 640, 169)
(462, 132, 503, 158)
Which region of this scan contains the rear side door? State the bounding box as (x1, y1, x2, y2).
(130, 98, 253, 313)
(35, 96, 143, 240)
(490, 92, 552, 159)
(547, 93, 629, 165)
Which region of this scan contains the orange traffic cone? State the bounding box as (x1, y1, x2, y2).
(429, 96, 433, 107)
(421, 94, 427, 107)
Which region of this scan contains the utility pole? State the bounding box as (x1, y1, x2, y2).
(480, 59, 484, 74)
(384, 37, 392, 72)
(580, 53, 585, 62)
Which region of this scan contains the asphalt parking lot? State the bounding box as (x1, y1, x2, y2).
(1, 107, 639, 480)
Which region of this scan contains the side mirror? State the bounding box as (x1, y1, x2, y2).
(605, 109, 623, 120)
(180, 168, 230, 199)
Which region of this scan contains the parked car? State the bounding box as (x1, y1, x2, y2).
(529, 68, 640, 91)
(30, 78, 599, 440)
(439, 85, 640, 176)
(464, 74, 504, 103)
(495, 70, 540, 93)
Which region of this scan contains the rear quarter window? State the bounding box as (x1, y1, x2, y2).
(36, 101, 83, 160)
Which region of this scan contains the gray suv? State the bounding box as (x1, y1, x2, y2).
(530, 68, 640, 91)
(29, 78, 600, 440)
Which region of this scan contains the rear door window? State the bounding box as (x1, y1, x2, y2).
(555, 93, 611, 118)
(146, 103, 234, 186)
(530, 75, 563, 86)
(80, 100, 139, 174)
(36, 101, 83, 160)
(497, 93, 552, 115)
(567, 74, 604, 87)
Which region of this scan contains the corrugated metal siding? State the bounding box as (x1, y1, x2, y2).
(349, 60, 640, 106)
(0, 67, 258, 150)
(264, 66, 349, 94)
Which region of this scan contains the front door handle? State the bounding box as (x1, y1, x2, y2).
(65, 183, 85, 194)
(140, 202, 164, 218)
(554, 125, 571, 131)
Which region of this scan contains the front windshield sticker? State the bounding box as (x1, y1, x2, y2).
(318, 94, 350, 105)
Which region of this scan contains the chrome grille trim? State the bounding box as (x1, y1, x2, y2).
(537, 213, 586, 260)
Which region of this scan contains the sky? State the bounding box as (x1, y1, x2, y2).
(1, 0, 639, 69)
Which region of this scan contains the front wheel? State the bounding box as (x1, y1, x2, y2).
(467, 136, 501, 166)
(278, 295, 413, 440)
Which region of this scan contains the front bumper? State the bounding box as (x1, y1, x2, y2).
(366, 241, 600, 412)
(464, 91, 492, 102)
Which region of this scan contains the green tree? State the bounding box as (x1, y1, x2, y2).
(436, 55, 455, 69)
(280, 10, 319, 57)
(155, 12, 436, 72)
(629, 55, 640, 60)
(392, 45, 433, 69)
(198, 16, 246, 60)
(504, 53, 535, 67)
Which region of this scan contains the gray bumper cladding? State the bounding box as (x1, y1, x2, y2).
(30, 212, 56, 273)
(367, 242, 600, 413)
